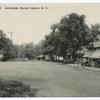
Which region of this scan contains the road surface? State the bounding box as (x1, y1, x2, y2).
(0, 61, 100, 96)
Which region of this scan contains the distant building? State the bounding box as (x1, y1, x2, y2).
(0, 50, 3, 60)
(0, 54, 3, 60)
(36, 55, 45, 60)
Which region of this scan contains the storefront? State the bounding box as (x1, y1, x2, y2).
(90, 49, 100, 67)
(82, 48, 100, 67)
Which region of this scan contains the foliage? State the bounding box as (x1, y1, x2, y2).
(24, 42, 43, 59)
(1, 13, 100, 62)
(90, 24, 100, 41)
(13, 42, 43, 60)
(24, 43, 35, 59)
(0, 79, 37, 97)
(43, 13, 99, 61)
(0, 31, 16, 61)
(14, 44, 26, 58)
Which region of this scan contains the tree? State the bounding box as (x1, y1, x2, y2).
(43, 13, 92, 62)
(57, 13, 90, 61)
(90, 24, 100, 41)
(34, 41, 44, 57)
(25, 43, 35, 59)
(0, 30, 6, 38)
(0, 38, 16, 61)
(14, 44, 26, 58)
(0, 30, 16, 61)
(43, 24, 60, 61)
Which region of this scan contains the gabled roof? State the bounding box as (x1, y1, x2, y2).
(88, 41, 100, 48)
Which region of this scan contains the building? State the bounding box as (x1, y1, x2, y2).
(83, 41, 100, 67)
(0, 50, 3, 60)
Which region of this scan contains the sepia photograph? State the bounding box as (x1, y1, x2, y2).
(0, 3, 100, 97)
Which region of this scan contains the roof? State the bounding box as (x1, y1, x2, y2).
(83, 50, 94, 58)
(37, 55, 44, 57)
(93, 41, 100, 48)
(88, 41, 100, 48)
(90, 49, 100, 58)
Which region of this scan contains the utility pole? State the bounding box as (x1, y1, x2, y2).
(9, 32, 14, 42)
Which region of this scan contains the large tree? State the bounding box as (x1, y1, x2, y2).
(43, 24, 60, 61)
(57, 13, 91, 61)
(43, 13, 92, 61)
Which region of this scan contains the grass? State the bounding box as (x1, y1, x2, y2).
(0, 79, 38, 97)
(0, 61, 100, 96)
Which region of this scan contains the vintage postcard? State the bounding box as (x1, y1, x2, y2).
(0, 3, 100, 97)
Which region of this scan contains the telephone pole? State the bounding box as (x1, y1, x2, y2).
(9, 32, 14, 42)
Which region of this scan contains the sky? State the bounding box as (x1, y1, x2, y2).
(0, 3, 100, 44)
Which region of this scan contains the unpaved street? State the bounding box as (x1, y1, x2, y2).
(0, 61, 100, 96)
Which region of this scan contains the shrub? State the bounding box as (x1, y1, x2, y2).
(0, 79, 38, 97)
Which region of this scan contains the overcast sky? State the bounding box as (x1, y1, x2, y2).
(0, 3, 100, 44)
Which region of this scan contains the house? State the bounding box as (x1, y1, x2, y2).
(44, 55, 63, 62)
(45, 55, 51, 61)
(36, 55, 45, 60)
(83, 41, 100, 67)
(0, 54, 3, 60)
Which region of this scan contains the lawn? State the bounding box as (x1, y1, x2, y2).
(0, 61, 100, 96)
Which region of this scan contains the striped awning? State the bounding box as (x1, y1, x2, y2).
(90, 49, 100, 58)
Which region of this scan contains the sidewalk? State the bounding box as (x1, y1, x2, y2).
(69, 63, 100, 72)
(82, 66, 100, 72)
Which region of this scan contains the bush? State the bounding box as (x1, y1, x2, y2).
(0, 79, 38, 97)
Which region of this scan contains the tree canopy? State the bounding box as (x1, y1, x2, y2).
(0, 30, 16, 61)
(43, 13, 100, 61)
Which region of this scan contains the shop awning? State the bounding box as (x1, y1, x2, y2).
(83, 50, 94, 58)
(90, 49, 100, 58)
